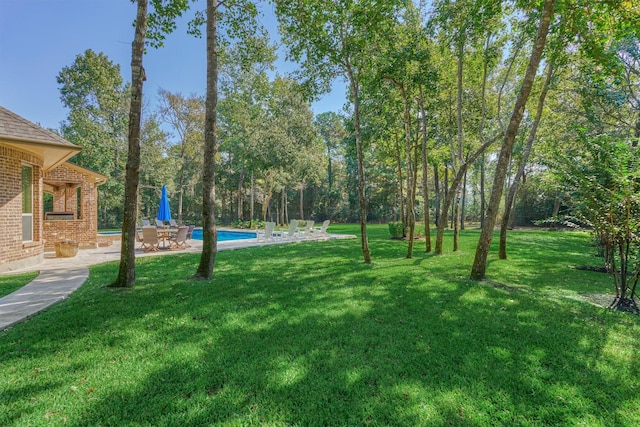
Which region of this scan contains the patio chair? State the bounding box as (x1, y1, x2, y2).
(312, 220, 331, 237)
(141, 226, 160, 251)
(280, 219, 298, 240)
(169, 219, 178, 227)
(298, 220, 315, 239)
(141, 219, 150, 226)
(169, 226, 189, 250)
(135, 229, 145, 247)
(155, 219, 165, 228)
(257, 222, 277, 242)
(186, 225, 195, 240)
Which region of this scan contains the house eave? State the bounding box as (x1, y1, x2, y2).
(0, 137, 81, 171)
(62, 161, 109, 185)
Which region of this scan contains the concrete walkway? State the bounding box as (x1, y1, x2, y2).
(0, 232, 354, 331)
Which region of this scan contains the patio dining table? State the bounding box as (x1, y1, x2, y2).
(156, 228, 177, 249)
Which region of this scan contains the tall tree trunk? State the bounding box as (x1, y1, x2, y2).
(221, 189, 227, 222)
(453, 189, 461, 251)
(436, 168, 462, 255)
(388, 81, 415, 258)
(250, 172, 255, 225)
(177, 190, 183, 224)
(112, 0, 147, 288)
(419, 89, 431, 252)
(435, 133, 503, 254)
(477, 35, 491, 231)
(328, 143, 333, 190)
(284, 191, 289, 224)
(281, 190, 285, 225)
(262, 184, 272, 222)
(461, 169, 467, 230)
(346, 62, 371, 263)
(434, 164, 440, 227)
(412, 142, 420, 214)
(552, 196, 560, 217)
(471, 0, 555, 280)
(299, 185, 304, 220)
(196, 0, 219, 279)
(499, 61, 554, 259)
(480, 154, 486, 228)
(395, 133, 405, 228)
(452, 41, 464, 251)
(237, 167, 245, 221)
(443, 166, 449, 227)
(393, 188, 398, 221)
(450, 198, 455, 229)
(176, 162, 185, 224)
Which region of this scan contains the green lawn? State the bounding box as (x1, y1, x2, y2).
(0, 271, 38, 299)
(1, 225, 638, 426)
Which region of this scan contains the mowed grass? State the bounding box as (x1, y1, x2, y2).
(1, 225, 639, 426)
(0, 271, 38, 298)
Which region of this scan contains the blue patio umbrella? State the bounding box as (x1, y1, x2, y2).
(157, 185, 172, 222)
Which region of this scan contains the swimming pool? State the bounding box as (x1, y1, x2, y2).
(99, 229, 257, 241)
(190, 229, 256, 241)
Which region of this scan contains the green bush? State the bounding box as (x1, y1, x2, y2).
(388, 221, 404, 239)
(232, 220, 265, 229)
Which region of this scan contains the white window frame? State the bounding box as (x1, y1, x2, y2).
(22, 164, 34, 242)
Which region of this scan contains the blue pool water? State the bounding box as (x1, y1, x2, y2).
(99, 229, 256, 241)
(191, 229, 256, 241)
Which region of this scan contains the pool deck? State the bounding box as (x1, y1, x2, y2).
(0, 231, 355, 331)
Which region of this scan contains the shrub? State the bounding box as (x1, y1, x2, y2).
(556, 138, 640, 313)
(388, 222, 404, 239)
(232, 220, 265, 229)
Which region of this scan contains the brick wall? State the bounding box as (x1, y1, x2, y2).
(43, 164, 100, 250)
(0, 145, 44, 272)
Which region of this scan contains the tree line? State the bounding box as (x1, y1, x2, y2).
(54, 0, 639, 287)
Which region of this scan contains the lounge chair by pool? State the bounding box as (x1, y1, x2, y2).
(313, 220, 331, 237)
(257, 222, 277, 242)
(281, 220, 298, 240)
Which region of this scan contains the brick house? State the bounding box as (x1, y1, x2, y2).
(0, 106, 107, 272)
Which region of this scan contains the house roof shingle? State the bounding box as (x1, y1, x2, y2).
(0, 105, 77, 147)
(0, 105, 81, 170)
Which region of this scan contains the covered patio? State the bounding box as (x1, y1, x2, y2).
(42, 162, 107, 250)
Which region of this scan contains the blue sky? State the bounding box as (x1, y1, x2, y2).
(0, 0, 346, 135)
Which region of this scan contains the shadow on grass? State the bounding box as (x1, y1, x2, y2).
(1, 229, 639, 425)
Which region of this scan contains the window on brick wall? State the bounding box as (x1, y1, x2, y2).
(76, 187, 82, 219)
(22, 164, 33, 242)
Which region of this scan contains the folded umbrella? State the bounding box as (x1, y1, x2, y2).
(157, 185, 172, 223)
